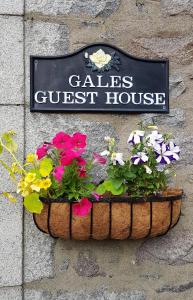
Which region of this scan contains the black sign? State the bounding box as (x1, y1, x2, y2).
(30, 43, 169, 113)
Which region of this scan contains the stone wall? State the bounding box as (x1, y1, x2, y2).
(0, 0, 193, 299)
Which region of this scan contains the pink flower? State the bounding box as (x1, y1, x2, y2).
(93, 152, 107, 165)
(71, 132, 87, 149)
(36, 144, 48, 160)
(72, 198, 92, 217)
(60, 149, 84, 166)
(53, 166, 65, 182)
(52, 132, 72, 149)
(79, 167, 87, 177)
(92, 192, 100, 201)
(76, 157, 86, 166)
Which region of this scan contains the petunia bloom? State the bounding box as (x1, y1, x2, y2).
(78, 167, 87, 177)
(53, 166, 65, 182)
(72, 198, 92, 217)
(76, 157, 86, 166)
(127, 130, 144, 145)
(131, 152, 148, 165)
(60, 149, 83, 166)
(111, 152, 125, 166)
(144, 165, 152, 174)
(71, 132, 87, 149)
(154, 143, 173, 165)
(146, 130, 164, 147)
(36, 144, 48, 160)
(52, 132, 72, 149)
(92, 192, 100, 201)
(93, 152, 107, 165)
(167, 142, 180, 161)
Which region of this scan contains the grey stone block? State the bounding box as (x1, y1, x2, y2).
(136, 229, 193, 265)
(26, 0, 120, 17)
(0, 106, 24, 192)
(161, 0, 193, 16)
(25, 20, 69, 103)
(0, 16, 23, 104)
(24, 288, 146, 300)
(169, 75, 186, 98)
(0, 0, 23, 15)
(24, 212, 55, 282)
(0, 195, 22, 287)
(141, 108, 185, 128)
(0, 286, 22, 300)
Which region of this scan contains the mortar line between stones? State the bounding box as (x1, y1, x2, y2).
(21, 0, 26, 298)
(0, 13, 24, 17)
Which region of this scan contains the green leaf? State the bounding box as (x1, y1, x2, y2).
(110, 184, 124, 195)
(2, 132, 18, 153)
(39, 157, 53, 177)
(2, 192, 17, 203)
(24, 193, 43, 214)
(0, 142, 3, 155)
(111, 178, 124, 189)
(0, 159, 16, 181)
(96, 183, 107, 195)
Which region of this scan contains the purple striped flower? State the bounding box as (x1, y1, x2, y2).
(154, 143, 173, 165)
(127, 130, 144, 145)
(167, 142, 180, 161)
(131, 152, 148, 165)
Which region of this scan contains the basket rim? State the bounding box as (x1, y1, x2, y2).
(40, 188, 183, 204)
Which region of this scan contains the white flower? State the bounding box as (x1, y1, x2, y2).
(131, 152, 148, 165)
(100, 150, 110, 156)
(146, 130, 164, 147)
(127, 130, 145, 145)
(104, 136, 111, 142)
(144, 165, 152, 174)
(89, 49, 111, 69)
(111, 152, 125, 166)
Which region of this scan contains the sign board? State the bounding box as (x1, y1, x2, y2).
(30, 43, 169, 113)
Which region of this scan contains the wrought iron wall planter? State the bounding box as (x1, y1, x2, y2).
(33, 188, 183, 240)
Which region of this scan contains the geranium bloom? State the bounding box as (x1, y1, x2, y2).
(72, 198, 92, 217)
(71, 132, 87, 149)
(53, 166, 65, 182)
(131, 152, 148, 165)
(127, 130, 144, 145)
(60, 149, 83, 166)
(52, 132, 72, 149)
(146, 130, 164, 147)
(111, 152, 125, 166)
(93, 152, 107, 165)
(36, 144, 48, 160)
(167, 142, 180, 161)
(154, 143, 173, 164)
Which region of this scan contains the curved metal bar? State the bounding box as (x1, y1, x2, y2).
(33, 213, 48, 234)
(47, 204, 57, 239)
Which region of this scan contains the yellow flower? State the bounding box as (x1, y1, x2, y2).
(11, 162, 22, 174)
(25, 172, 36, 183)
(26, 153, 37, 164)
(89, 49, 111, 69)
(31, 180, 42, 192)
(40, 178, 52, 190)
(17, 179, 32, 197)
